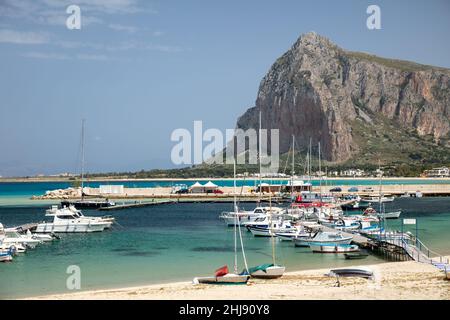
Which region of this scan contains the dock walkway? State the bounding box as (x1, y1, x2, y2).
(98, 200, 174, 211)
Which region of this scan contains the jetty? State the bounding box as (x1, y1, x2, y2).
(98, 200, 174, 211)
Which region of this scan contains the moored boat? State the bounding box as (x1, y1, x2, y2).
(344, 252, 369, 260)
(36, 207, 110, 233)
(309, 243, 359, 253)
(294, 231, 353, 247)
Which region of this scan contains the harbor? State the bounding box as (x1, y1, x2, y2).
(1, 183, 450, 299)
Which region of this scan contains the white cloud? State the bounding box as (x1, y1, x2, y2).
(146, 44, 184, 53)
(22, 51, 69, 60)
(108, 24, 137, 33)
(76, 53, 111, 61)
(0, 29, 49, 44)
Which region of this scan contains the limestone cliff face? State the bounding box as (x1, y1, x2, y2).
(236, 32, 450, 163)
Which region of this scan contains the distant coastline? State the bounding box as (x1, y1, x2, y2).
(1, 176, 450, 183)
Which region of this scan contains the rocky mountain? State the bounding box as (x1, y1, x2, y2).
(235, 32, 450, 166)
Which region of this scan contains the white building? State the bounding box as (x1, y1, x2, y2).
(423, 167, 450, 177)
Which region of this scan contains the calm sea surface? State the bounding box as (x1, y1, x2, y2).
(0, 183, 450, 299)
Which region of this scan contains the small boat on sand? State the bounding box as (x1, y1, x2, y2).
(327, 268, 373, 279)
(193, 265, 249, 284)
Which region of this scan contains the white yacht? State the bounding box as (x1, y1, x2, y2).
(35, 206, 110, 233)
(46, 205, 114, 229)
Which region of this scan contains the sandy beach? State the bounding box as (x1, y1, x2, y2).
(25, 259, 450, 300)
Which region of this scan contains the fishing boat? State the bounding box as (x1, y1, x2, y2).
(344, 252, 369, 260)
(247, 220, 295, 237)
(363, 206, 401, 220)
(294, 231, 353, 247)
(35, 206, 110, 233)
(275, 228, 312, 241)
(360, 195, 395, 204)
(309, 243, 359, 253)
(193, 160, 250, 285)
(379, 210, 401, 219)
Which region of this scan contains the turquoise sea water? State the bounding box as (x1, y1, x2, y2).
(1, 194, 450, 299)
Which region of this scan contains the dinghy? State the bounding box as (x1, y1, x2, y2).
(193, 265, 249, 285)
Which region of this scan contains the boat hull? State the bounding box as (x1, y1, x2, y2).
(193, 274, 249, 284)
(35, 222, 107, 233)
(0, 254, 13, 262)
(250, 265, 285, 279)
(310, 243, 359, 253)
(295, 237, 353, 247)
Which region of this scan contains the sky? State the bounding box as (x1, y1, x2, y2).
(0, 0, 449, 177)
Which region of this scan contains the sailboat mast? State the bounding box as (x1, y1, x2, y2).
(308, 138, 312, 184)
(233, 160, 238, 274)
(291, 135, 295, 200)
(259, 109, 262, 201)
(80, 119, 85, 200)
(318, 142, 322, 202)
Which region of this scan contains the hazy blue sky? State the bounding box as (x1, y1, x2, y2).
(0, 0, 449, 177)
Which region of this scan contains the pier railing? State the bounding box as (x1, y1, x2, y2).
(380, 234, 449, 265)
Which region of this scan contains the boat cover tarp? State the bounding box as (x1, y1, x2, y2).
(248, 263, 274, 274)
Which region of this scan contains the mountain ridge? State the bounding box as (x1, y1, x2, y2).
(235, 32, 450, 166)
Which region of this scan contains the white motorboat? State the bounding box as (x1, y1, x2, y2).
(0, 242, 26, 253)
(309, 243, 360, 253)
(294, 231, 353, 247)
(248, 220, 295, 237)
(378, 210, 401, 219)
(36, 207, 110, 233)
(275, 229, 312, 241)
(361, 195, 395, 204)
(49, 205, 114, 228)
(1, 226, 42, 248)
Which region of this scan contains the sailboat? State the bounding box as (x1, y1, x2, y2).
(193, 161, 250, 285)
(61, 120, 115, 209)
(249, 122, 285, 279)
